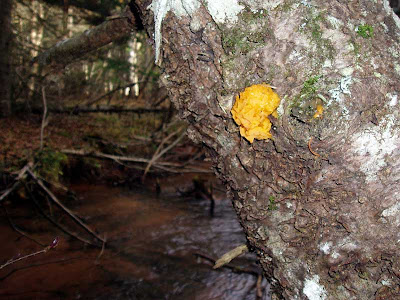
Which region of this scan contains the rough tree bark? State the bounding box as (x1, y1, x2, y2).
(0, 0, 13, 117)
(33, 0, 400, 298)
(133, 1, 400, 299)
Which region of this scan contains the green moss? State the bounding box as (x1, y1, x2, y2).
(221, 8, 272, 55)
(357, 24, 374, 38)
(278, 0, 296, 12)
(358, 271, 369, 280)
(268, 195, 278, 211)
(288, 75, 321, 120)
(350, 40, 361, 56)
(301, 75, 320, 99)
(301, 13, 336, 64)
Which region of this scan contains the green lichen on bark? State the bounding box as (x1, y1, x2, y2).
(300, 12, 336, 67)
(221, 7, 271, 55)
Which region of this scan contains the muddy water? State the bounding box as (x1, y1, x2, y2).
(0, 184, 270, 300)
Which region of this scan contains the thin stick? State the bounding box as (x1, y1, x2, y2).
(194, 252, 259, 276)
(256, 274, 263, 299)
(1, 205, 46, 247)
(40, 86, 48, 151)
(308, 137, 320, 157)
(0, 237, 59, 270)
(0, 256, 83, 281)
(95, 235, 107, 264)
(142, 128, 183, 181)
(213, 244, 249, 269)
(27, 168, 105, 243)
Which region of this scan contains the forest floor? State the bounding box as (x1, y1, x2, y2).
(0, 111, 211, 190)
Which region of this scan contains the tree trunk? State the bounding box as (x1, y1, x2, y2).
(134, 0, 400, 299)
(0, 0, 13, 117)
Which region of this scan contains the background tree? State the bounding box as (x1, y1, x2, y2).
(0, 0, 13, 117)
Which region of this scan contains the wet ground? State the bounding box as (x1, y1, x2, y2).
(0, 183, 270, 300)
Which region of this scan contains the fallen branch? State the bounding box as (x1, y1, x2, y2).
(27, 168, 105, 244)
(0, 163, 32, 203)
(28, 190, 99, 247)
(194, 252, 259, 276)
(61, 149, 213, 173)
(83, 81, 146, 107)
(213, 244, 249, 269)
(40, 106, 168, 115)
(32, 6, 136, 71)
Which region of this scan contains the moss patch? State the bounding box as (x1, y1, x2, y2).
(300, 13, 336, 67)
(356, 24, 374, 38)
(221, 8, 272, 55)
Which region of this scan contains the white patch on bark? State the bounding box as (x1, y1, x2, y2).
(395, 62, 400, 76)
(205, 0, 244, 24)
(147, 0, 244, 63)
(303, 275, 327, 300)
(327, 15, 343, 29)
(351, 114, 399, 182)
(147, 0, 201, 63)
(328, 75, 352, 116)
(319, 242, 332, 254)
(387, 93, 398, 106)
(382, 201, 400, 217)
(331, 251, 340, 259)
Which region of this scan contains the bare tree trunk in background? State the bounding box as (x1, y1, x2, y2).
(133, 1, 400, 299)
(0, 0, 13, 117)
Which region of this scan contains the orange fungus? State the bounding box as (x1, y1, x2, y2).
(313, 104, 324, 119)
(231, 84, 280, 143)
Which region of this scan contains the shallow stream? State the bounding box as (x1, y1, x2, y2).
(0, 183, 270, 299)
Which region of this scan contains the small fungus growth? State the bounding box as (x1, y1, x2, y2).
(231, 84, 280, 143)
(313, 104, 324, 119)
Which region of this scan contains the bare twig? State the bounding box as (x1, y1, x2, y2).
(0, 237, 59, 270)
(0, 256, 84, 281)
(95, 235, 107, 264)
(256, 274, 263, 299)
(142, 127, 184, 181)
(40, 86, 48, 151)
(27, 168, 105, 244)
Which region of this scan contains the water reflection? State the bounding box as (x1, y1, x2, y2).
(0, 184, 270, 300)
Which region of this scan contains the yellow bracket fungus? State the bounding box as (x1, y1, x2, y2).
(231, 84, 280, 143)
